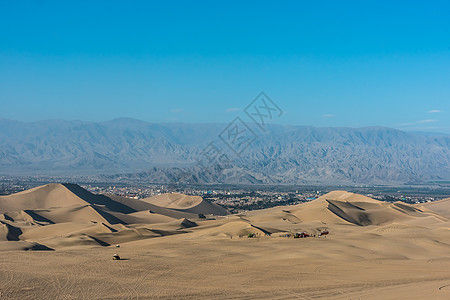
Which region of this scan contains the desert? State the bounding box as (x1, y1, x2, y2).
(0, 183, 449, 299)
(2, 2, 450, 299)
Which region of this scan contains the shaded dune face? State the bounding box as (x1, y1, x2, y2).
(326, 200, 373, 226)
(62, 183, 137, 214)
(0, 221, 22, 241)
(141, 193, 229, 216)
(318, 192, 446, 226)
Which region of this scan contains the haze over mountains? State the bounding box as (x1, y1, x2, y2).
(1, 118, 450, 185)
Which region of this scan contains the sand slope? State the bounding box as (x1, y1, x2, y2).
(142, 192, 229, 216)
(0, 183, 87, 212)
(106, 194, 200, 219)
(0, 184, 228, 250)
(236, 191, 445, 237)
(418, 197, 450, 219)
(0, 186, 450, 298)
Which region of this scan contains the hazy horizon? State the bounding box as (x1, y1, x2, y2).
(2, 116, 450, 136)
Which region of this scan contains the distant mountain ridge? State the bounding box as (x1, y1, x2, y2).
(1, 118, 450, 185)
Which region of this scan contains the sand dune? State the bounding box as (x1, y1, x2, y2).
(418, 197, 450, 219)
(0, 183, 135, 216)
(286, 191, 442, 226)
(0, 185, 449, 299)
(28, 205, 124, 224)
(0, 183, 225, 250)
(0, 220, 22, 241)
(106, 210, 177, 224)
(142, 192, 229, 216)
(143, 193, 203, 209)
(106, 194, 200, 219)
(0, 183, 87, 212)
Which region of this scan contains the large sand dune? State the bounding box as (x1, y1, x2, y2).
(418, 197, 450, 218)
(0, 183, 228, 250)
(142, 192, 229, 215)
(0, 185, 449, 299)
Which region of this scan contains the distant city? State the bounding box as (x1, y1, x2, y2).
(2, 175, 448, 214)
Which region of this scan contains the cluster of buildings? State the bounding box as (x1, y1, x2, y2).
(81, 184, 324, 213)
(367, 193, 439, 204)
(81, 184, 168, 199)
(201, 189, 323, 213)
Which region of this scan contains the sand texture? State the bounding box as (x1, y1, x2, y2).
(0, 184, 449, 299)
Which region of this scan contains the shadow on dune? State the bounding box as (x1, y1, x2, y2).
(1, 221, 23, 241)
(90, 205, 128, 225)
(107, 194, 199, 219)
(326, 200, 372, 226)
(180, 218, 197, 228)
(89, 235, 110, 247)
(1, 213, 14, 222)
(23, 210, 55, 224)
(28, 243, 54, 251)
(250, 224, 273, 235)
(62, 183, 137, 214)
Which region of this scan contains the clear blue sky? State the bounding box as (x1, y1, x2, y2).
(1, 1, 449, 132)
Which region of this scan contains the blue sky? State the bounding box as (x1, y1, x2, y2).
(1, 1, 449, 132)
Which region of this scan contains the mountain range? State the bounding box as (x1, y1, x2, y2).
(1, 118, 450, 185)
